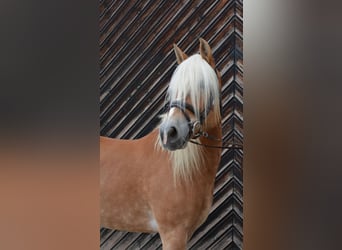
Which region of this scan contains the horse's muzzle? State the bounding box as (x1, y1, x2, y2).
(159, 125, 188, 151)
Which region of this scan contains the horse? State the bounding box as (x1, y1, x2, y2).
(100, 38, 223, 250)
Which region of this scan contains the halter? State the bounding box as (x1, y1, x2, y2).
(167, 99, 243, 150)
(168, 99, 212, 140)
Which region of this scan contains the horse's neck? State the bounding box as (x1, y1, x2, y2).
(195, 124, 222, 181)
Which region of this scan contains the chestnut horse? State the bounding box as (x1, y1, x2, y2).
(100, 38, 222, 250)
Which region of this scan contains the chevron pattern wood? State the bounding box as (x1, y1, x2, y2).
(100, 0, 243, 249)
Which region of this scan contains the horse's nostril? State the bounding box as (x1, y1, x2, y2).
(167, 126, 178, 139)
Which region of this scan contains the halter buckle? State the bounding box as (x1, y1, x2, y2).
(191, 120, 202, 138)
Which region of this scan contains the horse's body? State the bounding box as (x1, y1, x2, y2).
(100, 39, 222, 249)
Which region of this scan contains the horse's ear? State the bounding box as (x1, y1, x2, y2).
(173, 43, 188, 64)
(199, 38, 215, 68)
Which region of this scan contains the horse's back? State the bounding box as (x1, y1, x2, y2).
(100, 135, 146, 194)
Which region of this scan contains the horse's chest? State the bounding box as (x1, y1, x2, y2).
(195, 192, 214, 227)
(167, 185, 214, 228)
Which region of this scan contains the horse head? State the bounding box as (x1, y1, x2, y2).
(159, 38, 222, 151)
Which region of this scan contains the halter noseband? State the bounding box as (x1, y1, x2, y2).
(168, 100, 212, 139)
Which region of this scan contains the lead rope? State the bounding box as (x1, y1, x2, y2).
(189, 132, 243, 150)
